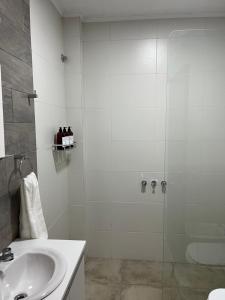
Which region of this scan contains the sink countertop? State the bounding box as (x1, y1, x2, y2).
(9, 239, 86, 300)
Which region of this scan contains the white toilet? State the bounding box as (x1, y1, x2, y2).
(186, 243, 225, 266)
(208, 289, 225, 299)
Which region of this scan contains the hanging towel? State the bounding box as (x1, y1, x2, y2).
(20, 172, 48, 239)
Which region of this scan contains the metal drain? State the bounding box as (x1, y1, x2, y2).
(14, 293, 28, 300)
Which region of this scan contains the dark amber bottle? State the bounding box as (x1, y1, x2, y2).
(56, 127, 63, 150)
(68, 126, 74, 147)
(62, 127, 69, 149)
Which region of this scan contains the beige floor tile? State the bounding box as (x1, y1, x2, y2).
(163, 287, 211, 300)
(121, 285, 162, 300)
(85, 258, 225, 300)
(163, 288, 180, 300)
(178, 288, 211, 300)
(121, 260, 163, 286)
(162, 263, 177, 287)
(86, 280, 121, 300)
(85, 258, 122, 284)
(174, 263, 225, 289)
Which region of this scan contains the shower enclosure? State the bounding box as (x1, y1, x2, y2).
(163, 29, 225, 298)
(82, 21, 225, 299)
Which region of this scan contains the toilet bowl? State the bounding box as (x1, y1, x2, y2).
(208, 289, 225, 299)
(185, 243, 225, 265)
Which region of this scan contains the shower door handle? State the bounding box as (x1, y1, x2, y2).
(161, 181, 167, 194)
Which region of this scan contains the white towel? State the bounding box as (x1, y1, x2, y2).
(20, 172, 48, 239)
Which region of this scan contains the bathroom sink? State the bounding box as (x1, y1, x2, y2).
(0, 248, 66, 300)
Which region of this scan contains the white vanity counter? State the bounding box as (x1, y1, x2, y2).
(9, 239, 86, 300)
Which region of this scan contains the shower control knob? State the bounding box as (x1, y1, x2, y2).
(141, 180, 147, 193)
(151, 180, 157, 194)
(161, 180, 167, 194)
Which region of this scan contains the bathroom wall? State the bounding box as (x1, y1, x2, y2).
(62, 18, 86, 240)
(29, 1, 225, 261)
(30, 0, 70, 239)
(80, 18, 225, 260)
(82, 20, 167, 260)
(0, 0, 37, 251)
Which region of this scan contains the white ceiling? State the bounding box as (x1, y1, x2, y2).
(51, 0, 225, 21)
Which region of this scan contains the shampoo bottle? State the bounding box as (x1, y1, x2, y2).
(56, 127, 63, 150)
(62, 127, 68, 148)
(68, 126, 74, 147)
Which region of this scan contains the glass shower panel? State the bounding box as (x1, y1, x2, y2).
(163, 29, 225, 298)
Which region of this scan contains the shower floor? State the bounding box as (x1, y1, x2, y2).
(85, 257, 225, 300)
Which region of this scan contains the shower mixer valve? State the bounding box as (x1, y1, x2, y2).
(151, 180, 157, 194)
(161, 180, 167, 194)
(141, 180, 147, 193)
(140, 179, 160, 194)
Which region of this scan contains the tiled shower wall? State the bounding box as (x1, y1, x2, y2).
(0, 0, 37, 251)
(62, 17, 85, 240)
(81, 19, 168, 259)
(30, 0, 70, 238)
(70, 18, 225, 260)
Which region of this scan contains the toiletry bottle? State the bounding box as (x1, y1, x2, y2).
(68, 126, 74, 147)
(65, 127, 70, 148)
(56, 127, 63, 150)
(62, 127, 68, 148)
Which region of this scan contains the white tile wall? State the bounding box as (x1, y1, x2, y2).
(63, 18, 86, 241)
(36, 149, 69, 229)
(69, 170, 85, 205)
(110, 171, 164, 203)
(30, 0, 64, 67)
(83, 19, 167, 260)
(112, 108, 165, 141)
(110, 39, 157, 74)
(111, 141, 165, 172)
(83, 41, 111, 75)
(84, 75, 111, 108)
(83, 22, 110, 41)
(110, 20, 157, 40)
(34, 102, 67, 148)
(64, 72, 83, 108)
(30, 0, 69, 238)
(48, 209, 70, 239)
(32, 10, 225, 262)
(111, 203, 163, 233)
(112, 231, 163, 260)
(156, 39, 167, 74)
(82, 18, 225, 261)
(155, 19, 177, 38)
(86, 171, 112, 202)
(87, 231, 112, 258)
(32, 55, 65, 107)
(86, 171, 164, 203)
(66, 109, 83, 141)
(70, 205, 86, 240)
(87, 203, 112, 231)
(110, 74, 166, 108)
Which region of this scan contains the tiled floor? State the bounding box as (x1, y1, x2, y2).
(85, 258, 225, 300)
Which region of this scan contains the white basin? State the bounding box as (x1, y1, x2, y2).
(0, 248, 66, 300)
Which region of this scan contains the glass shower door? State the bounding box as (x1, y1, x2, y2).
(163, 29, 225, 299)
